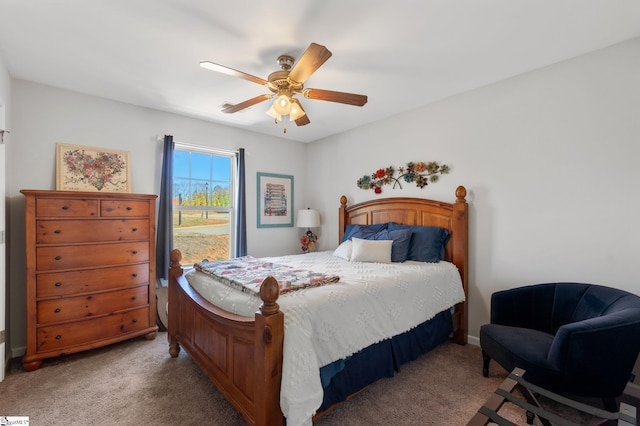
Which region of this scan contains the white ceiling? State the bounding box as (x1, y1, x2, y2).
(1, 1, 640, 143)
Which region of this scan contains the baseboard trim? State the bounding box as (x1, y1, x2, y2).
(10, 345, 25, 360)
(468, 334, 480, 346)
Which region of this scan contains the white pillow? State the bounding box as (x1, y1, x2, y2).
(350, 237, 393, 263)
(333, 240, 353, 261)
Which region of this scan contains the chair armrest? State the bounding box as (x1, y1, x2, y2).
(548, 310, 640, 380)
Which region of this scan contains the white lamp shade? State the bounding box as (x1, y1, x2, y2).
(273, 95, 292, 115)
(289, 99, 306, 121)
(296, 209, 320, 228)
(265, 104, 282, 121)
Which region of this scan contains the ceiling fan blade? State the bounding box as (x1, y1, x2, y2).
(303, 88, 368, 106)
(295, 115, 310, 126)
(222, 94, 272, 113)
(288, 43, 332, 84)
(200, 61, 268, 86)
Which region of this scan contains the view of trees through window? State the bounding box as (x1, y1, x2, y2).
(173, 148, 233, 265)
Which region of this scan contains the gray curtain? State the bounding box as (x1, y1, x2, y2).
(234, 148, 247, 257)
(156, 135, 174, 280)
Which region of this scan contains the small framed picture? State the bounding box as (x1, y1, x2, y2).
(257, 172, 294, 228)
(56, 143, 131, 192)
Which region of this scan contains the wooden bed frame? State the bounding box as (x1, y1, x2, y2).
(167, 186, 468, 426)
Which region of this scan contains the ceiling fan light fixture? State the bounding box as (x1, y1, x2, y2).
(289, 99, 306, 121)
(265, 104, 282, 122)
(273, 94, 292, 115)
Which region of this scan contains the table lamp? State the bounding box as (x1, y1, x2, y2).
(296, 208, 320, 253)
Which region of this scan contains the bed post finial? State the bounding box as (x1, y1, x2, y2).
(455, 186, 467, 203)
(169, 249, 183, 281)
(170, 249, 182, 267)
(339, 195, 348, 242)
(259, 275, 280, 316)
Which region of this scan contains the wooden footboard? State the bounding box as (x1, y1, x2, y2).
(168, 249, 284, 426)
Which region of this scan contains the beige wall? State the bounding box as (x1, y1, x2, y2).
(3, 36, 640, 355)
(307, 37, 640, 343)
(6, 81, 308, 356)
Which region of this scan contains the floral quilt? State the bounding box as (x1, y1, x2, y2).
(194, 256, 340, 295)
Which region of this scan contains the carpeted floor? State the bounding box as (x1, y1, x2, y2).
(0, 332, 612, 425)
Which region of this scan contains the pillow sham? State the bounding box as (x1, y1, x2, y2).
(387, 223, 450, 263)
(341, 223, 388, 242)
(350, 237, 392, 263)
(371, 229, 412, 262)
(332, 240, 353, 261)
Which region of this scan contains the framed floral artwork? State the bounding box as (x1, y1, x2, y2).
(56, 143, 131, 192)
(257, 172, 294, 228)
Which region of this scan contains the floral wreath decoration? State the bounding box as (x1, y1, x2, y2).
(357, 161, 449, 193)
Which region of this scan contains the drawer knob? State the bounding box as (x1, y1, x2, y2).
(61, 206, 69, 210)
(54, 256, 62, 261)
(132, 273, 138, 278)
(54, 282, 62, 287)
(55, 335, 62, 340)
(132, 318, 138, 323)
(132, 228, 138, 232)
(54, 229, 61, 234)
(131, 296, 136, 301)
(132, 251, 138, 255)
(126, 207, 133, 211)
(54, 308, 61, 313)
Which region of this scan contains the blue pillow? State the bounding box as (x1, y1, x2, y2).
(341, 223, 388, 242)
(387, 223, 450, 263)
(372, 229, 413, 262)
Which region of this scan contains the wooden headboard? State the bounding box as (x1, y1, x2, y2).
(338, 185, 469, 344)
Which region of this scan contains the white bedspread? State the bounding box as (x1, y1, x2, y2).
(186, 251, 465, 426)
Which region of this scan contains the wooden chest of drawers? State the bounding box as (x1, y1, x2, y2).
(21, 190, 158, 371)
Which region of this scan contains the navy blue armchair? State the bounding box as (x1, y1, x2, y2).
(480, 283, 640, 411)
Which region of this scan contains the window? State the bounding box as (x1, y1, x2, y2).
(172, 145, 235, 265)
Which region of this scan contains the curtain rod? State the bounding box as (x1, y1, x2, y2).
(156, 135, 239, 156)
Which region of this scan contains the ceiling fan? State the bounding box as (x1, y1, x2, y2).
(200, 42, 368, 129)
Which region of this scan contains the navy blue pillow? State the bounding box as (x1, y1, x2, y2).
(372, 229, 413, 262)
(387, 223, 450, 262)
(341, 223, 388, 242)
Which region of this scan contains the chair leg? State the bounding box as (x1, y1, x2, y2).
(525, 410, 535, 424)
(482, 350, 491, 377)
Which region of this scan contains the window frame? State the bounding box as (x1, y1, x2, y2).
(173, 142, 237, 262)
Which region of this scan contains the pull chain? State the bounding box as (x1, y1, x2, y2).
(272, 117, 287, 133)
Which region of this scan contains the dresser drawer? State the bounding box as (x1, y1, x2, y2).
(101, 200, 149, 217)
(37, 264, 149, 298)
(37, 286, 149, 324)
(36, 307, 151, 352)
(36, 219, 149, 244)
(36, 198, 99, 217)
(37, 241, 149, 271)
